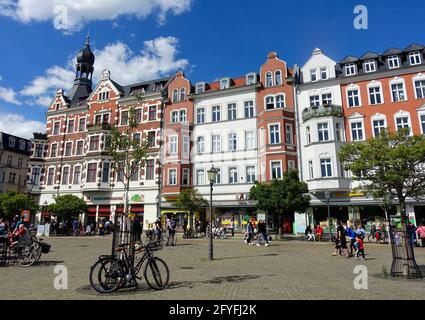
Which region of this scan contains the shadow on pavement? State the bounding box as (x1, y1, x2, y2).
(215, 253, 278, 261)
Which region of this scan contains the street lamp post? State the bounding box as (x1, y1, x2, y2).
(207, 165, 218, 261)
(25, 178, 36, 226)
(325, 190, 331, 242)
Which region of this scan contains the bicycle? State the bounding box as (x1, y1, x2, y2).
(367, 229, 386, 244)
(89, 240, 170, 294)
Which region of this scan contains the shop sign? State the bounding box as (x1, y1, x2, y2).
(131, 195, 144, 203)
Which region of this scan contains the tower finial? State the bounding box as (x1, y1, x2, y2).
(86, 31, 90, 46)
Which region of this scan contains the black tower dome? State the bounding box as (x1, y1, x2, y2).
(77, 35, 95, 65)
(74, 35, 95, 86)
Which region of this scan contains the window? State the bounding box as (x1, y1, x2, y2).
(318, 123, 329, 142)
(310, 69, 317, 82)
(269, 125, 280, 144)
(101, 163, 109, 183)
(79, 117, 86, 131)
(347, 89, 360, 107)
(310, 95, 320, 107)
(306, 126, 311, 144)
(396, 116, 410, 131)
(180, 110, 187, 122)
(285, 124, 293, 144)
(197, 136, 205, 154)
(169, 169, 177, 185)
(228, 133, 237, 151)
(335, 123, 342, 141)
(271, 162, 282, 180)
(180, 135, 187, 154)
(322, 93, 332, 106)
(34, 144, 43, 157)
(149, 106, 157, 121)
(50, 144, 58, 157)
(266, 72, 273, 87)
(276, 95, 285, 108)
(47, 168, 55, 186)
(214, 168, 221, 184)
(244, 101, 254, 118)
(320, 67, 328, 80)
(212, 106, 221, 122)
(195, 83, 205, 94)
(53, 122, 60, 135)
(95, 115, 102, 125)
(246, 74, 256, 85)
(76, 141, 84, 155)
(180, 88, 186, 101)
(373, 119, 386, 137)
(135, 109, 142, 124)
(169, 136, 178, 154)
(351, 122, 364, 141)
(8, 173, 16, 184)
(321, 159, 332, 178)
(266, 96, 275, 110)
(364, 59, 376, 73)
(275, 70, 282, 85)
(7, 155, 12, 166)
(369, 86, 383, 105)
(98, 91, 109, 101)
(308, 161, 314, 180)
(409, 51, 422, 65)
(133, 133, 141, 145)
(246, 166, 256, 183)
(61, 167, 69, 185)
(212, 135, 221, 153)
(73, 166, 81, 185)
(87, 164, 97, 183)
(171, 111, 179, 123)
(227, 103, 237, 120)
(121, 111, 129, 125)
(31, 167, 41, 185)
(89, 136, 100, 151)
(196, 170, 205, 185)
(117, 164, 124, 183)
(67, 119, 75, 133)
(229, 168, 238, 184)
(173, 89, 179, 102)
(415, 80, 425, 99)
(344, 63, 357, 76)
(288, 160, 296, 171)
(182, 169, 190, 186)
(65, 142, 72, 156)
(421, 115, 425, 134)
(220, 79, 230, 90)
(391, 83, 406, 102)
(148, 131, 156, 148)
(197, 108, 205, 124)
(245, 131, 255, 150)
(17, 157, 23, 168)
(130, 163, 139, 181)
(388, 55, 400, 69)
(146, 160, 155, 180)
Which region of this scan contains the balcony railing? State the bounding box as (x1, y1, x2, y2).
(302, 104, 343, 122)
(87, 123, 113, 132)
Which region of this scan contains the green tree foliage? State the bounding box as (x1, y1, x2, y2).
(48, 194, 87, 222)
(0, 192, 38, 220)
(175, 188, 208, 223)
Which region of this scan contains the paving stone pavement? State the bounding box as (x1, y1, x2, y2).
(1, 235, 425, 300)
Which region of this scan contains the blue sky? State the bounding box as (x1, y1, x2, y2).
(0, 0, 424, 138)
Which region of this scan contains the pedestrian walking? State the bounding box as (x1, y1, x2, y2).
(416, 223, 425, 248)
(333, 221, 349, 258)
(245, 218, 255, 245)
(256, 220, 270, 246)
(354, 235, 365, 260)
(346, 224, 357, 256)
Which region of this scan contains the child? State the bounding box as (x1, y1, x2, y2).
(355, 235, 365, 260)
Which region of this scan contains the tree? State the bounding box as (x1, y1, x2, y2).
(0, 192, 38, 220)
(250, 170, 310, 234)
(339, 129, 425, 277)
(47, 194, 87, 222)
(175, 188, 208, 231)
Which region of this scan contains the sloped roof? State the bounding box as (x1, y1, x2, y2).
(382, 47, 403, 56)
(340, 55, 359, 64)
(404, 43, 425, 52)
(360, 51, 379, 60)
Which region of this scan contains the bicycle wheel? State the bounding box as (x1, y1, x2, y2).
(367, 233, 375, 243)
(144, 257, 170, 290)
(89, 258, 124, 293)
(17, 247, 37, 268)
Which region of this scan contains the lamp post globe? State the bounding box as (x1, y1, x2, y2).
(207, 165, 218, 261)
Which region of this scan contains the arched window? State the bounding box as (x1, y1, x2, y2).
(265, 96, 275, 110)
(229, 168, 238, 184)
(180, 88, 186, 101)
(197, 170, 205, 185)
(180, 110, 187, 122)
(276, 95, 285, 108)
(266, 72, 273, 87)
(275, 70, 282, 86)
(171, 111, 179, 123)
(173, 89, 179, 103)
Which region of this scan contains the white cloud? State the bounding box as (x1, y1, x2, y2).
(0, 86, 21, 105)
(0, 113, 45, 138)
(20, 36, 189, 106)
(0, 0, 192, 31)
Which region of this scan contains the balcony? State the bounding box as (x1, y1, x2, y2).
(87, 123, 113, 133)
(302, 104, 343, 122)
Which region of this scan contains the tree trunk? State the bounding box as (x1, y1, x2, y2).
(400, 201, 411, 277)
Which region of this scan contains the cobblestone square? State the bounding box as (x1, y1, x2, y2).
(1, 236, 425, 300)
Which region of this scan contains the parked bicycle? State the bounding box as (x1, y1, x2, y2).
(367, 228, 386, 244)
(89, 240, 170, 293)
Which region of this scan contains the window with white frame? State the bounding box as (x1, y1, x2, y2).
(65, 142, 72, 156)
(146, 160, 155, 181)
(183, 136, 190, 154)
(214, 168, 221, 184)
(276, 95, 285, 108)
(420, 114, 425, 134)
(245, 131, 255, 150)
(53, 122, 60, 135)
(275, 70, 282, 85)
(310, 69, 318, 82)
(47, 168, 55, 186)
(67, 119, 75, 133)
(322, 93, 333, 105)
(266, 96, 275, 110)
(182, 168, 190, 186)
(171, 111, 179, 123)
(310, 95, 320, 107)
(308, 161, 314, 180)
(89, 135, 100, 151)
(372, 119, 386, 137)
(415, 80, 425, 99)
(220, 79, 230, 90)
(98, 90, 110, 101)
(50, 143, 58, 157)
(269, 125, 280, 144)
(288, 160, 296, 171)
(228, 103, 237, 120)
(369, 86, 383, 105)
(34, 144, 43, 158)
(285, 124, 293, 144)
(102, 162, 110, 183)
(229, 168, 238, 184)
(180, 110, 187, 122)
(73, 166, 81, 185)
(135, 109, 142, 124)
(148, 106, 157, 121)
(387, 55, 400, 69)
(78, 117, 86, 132)
(318, 123, 329, 142)
(121, 111, 129, 125)
(197, 136, 205, 154)
(169, 169, 177, 185)
(266, 72, 273, 87)
(344, 63, 357, 76)
(396, 116, 410, 131)
(246, 166, 256, 183)
(244, 101, 254, 118)
(173, 89, 179, 102)
(246, 74, 256, 85)
(228, 133, 237, 151)
(306, 126, 311, 144)
(196, 169, 205, 185)
(347, 88, 360, 107)
(116, 163, 124, 183)
(76, 141, 84, 155)
(212, 134, 221, 153)
(212, 106, 221, 122)
(61, 167, 69, 185)
(351, 121, 364, 141)
(31, 167, 41, 186)
(197, 108, 205, 124)
(130, 162, 139, 182)
(180, 88, 186, 101)
(271, 161, 282, 180)
(364, 59, 376, 73)
(320, 67, 328, 80)
(320, 158, 332, 178)
(195, 83, 205, 94)
(87, 163, 97, 183)
(409, 51, 422, 66)
(391, 82, 406, 102)
(169, 136, 178, 154)
(335, 123, 342, 141)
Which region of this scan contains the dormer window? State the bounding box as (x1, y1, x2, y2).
(363, 60, 376, 73)
(266, 72, 273, 87)
(409, 51, 422, 65)
(19, 140, 25, 150)
(344, 63, 357, 76)
(98, 90, 110, 101)
(320, 67, 328, 80)
(180, 88, 186, 101)
(275, 70, 282, 86)
(195, 82, 205, 94)
(387, 55, 400, 69)
(56, 103, 60, 110)
(220, 78, 230, 90)
(8, 137, 15, 148)
(310, 69, 317, 82)
(246, 73, 256, 86)
(172, 89, 179, 102)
